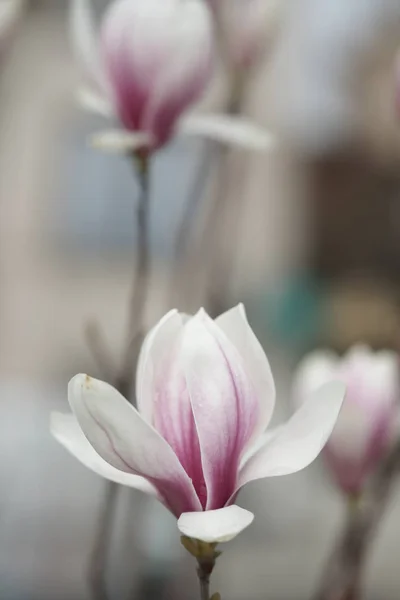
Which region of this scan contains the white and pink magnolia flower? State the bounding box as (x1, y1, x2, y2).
(294, 346, 399, 497)
(71, 0, 272, 153)
(207, 0, 280, 71)
(51, 305, 344, 543)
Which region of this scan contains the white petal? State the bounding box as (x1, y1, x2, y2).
(177, 505, 254, 543)
(89, 129, 153, 152)
(216, 303, 276, 433)
(237, 381, 346, 489)
(136, 309, 182, 423)
(239, 426, 283, 468)
(77, 87, 114, 118)
(177, 113, 275, 150)
(51, 412, 159, 495)
(70, 0, 104, 84)
(68, 374, 202, 515)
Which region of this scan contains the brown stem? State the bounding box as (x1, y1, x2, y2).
(84, 319, 116, 382)
(197, 556, 216, 600)
(88, 155, 152, 600)
(116, 155, 151, 400)
(168, 143, 215, 309)
(88, 481, 119, 600)
(170, 73, 247, 314)
(315, 441, 400, 600)
(203, 88, 246, 318)
(198, 566, 211, 600)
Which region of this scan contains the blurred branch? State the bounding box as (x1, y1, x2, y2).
(88, 154, 152, 600)
(88, 481, 119, 600)
(84, 319, 116, 381)
(169, 143, 215, 307)
(171, 79, 247, 314)
(315, 440, 400, 600)
(203, 89, 246, 318)
(115, 155, 151, 400)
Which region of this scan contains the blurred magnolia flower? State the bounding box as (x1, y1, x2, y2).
(294, 346, 399, 497)
(71, 0, 272, 153)
(207, 0, 281, 71)
(52, 305, 344, 543)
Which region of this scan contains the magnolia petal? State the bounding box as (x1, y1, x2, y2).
(70, 0, 104, 85)
(239, 425, 284, 468)
(136, 311, 206, 506)
(68, 374, 202, 516)
(182, 310, 260, 511)
(216, 304, 276, 434)
(177, 505, 254, 543)
(136, 309, 182, 423)
(51, 412, 159, 496)
(178, 113, 275, 150)
(89, 129, 153, 152)
(236, 381, 346, 491)
(77, 87, 114, 118)
(140, 0, 214, 146)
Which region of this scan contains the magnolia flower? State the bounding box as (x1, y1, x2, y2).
(293, 346, 399, 497)
(71, 0, 272, 152)
(52, 305, 344, 543)
(208, 0, 281, 71)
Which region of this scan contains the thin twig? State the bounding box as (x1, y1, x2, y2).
(116, 155, 151, 400)
(314, 440, 400, 600)
(168, 142, 215, 307)
(203, 90, 246, 318)
(88, 481, 119, 600)
(171, 85, 246, 314)
(88, 154, 152, 600)
(84, 319, 116, 381)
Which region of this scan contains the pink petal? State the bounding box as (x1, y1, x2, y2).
(68, 374, 202, 516)
(178, 505, 254, 543)
(216, 304, 276, 437)
(100, 0, 159, 131)
(100, 0, 213, 146)
(137, 311, 206, 508)
(234, 381, 345, 497)
(182, 310, 260, 510)
(140, 0, 213, 145)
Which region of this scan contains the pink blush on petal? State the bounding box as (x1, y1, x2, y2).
(152, 353, 207, 509)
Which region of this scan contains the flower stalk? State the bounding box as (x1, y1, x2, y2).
(87, 152, 152, 600)
(314, 439, 400, 600)
(116, 153, 151, 400)
(181, 537, 220, 600)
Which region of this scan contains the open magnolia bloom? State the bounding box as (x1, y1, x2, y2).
(294, 346, 399, 497)
(52, 305, 345, 543)
(71, 0, 273, 153)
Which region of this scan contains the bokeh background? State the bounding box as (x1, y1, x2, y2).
(2, 0, 400, 599)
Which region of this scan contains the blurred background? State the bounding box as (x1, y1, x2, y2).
(2, 0, 400, 598)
